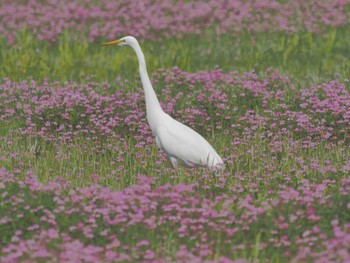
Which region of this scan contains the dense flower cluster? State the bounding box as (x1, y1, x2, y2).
(1, 0, 350, 44)
(2, 68, 350, 146)
(1, 168, 350, 262)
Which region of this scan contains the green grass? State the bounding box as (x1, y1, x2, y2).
(1, 28, 350, 84)
(1, 126, 349, 194)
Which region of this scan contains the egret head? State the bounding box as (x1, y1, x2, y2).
(102, 36, 138, 48)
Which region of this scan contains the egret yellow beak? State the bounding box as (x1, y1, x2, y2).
(101, 39, 123, 46)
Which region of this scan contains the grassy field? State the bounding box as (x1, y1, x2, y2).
(2, 28, 350, 83)
(1, 26, 350, 261)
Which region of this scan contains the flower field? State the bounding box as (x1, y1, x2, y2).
(1, 0, 350, 262)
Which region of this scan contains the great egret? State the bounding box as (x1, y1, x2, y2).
(102, 36, 224, 168)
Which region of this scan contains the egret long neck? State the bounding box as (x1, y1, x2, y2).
(132, 43, 163, 128)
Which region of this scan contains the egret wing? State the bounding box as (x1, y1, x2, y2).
(156, 121, 215, 166)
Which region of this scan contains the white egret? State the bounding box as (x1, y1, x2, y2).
(102, 36, 224, 168)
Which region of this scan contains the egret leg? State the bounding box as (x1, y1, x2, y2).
(169, 157, 178, 167)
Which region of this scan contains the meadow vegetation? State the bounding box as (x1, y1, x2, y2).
(1, 0, 350, 262)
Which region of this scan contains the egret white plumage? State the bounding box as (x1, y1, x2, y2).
(102, 36, 224, 168)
